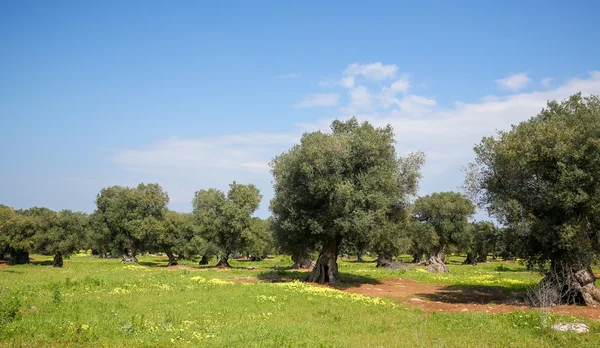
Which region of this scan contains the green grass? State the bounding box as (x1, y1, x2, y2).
(0, 254, 598, 347)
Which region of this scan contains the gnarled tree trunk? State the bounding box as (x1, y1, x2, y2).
(463, 253, 478, 266)
(9, 250, 29, 265)
(477, 252, 488, 263)
(426, 246, 449, 272)
(216, 254, 231, 267)
(411, 252, 423, 264)
(199, 255, 209, 265)
(307, 236, 340, 284)
(534, 263, 600, 306)
(375, 254, 393, 268)
(101, 248, 107, 259)
(291, 252, 315, 269)
(121, 248, 138, 263)
(165, 251, 178, 266)
(53, 253, 64, 267)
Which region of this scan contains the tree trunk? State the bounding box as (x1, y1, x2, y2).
(0, 252, 4, 260)
(375, 254, 393, 268)
(165, 251, 178, 266)
(307, 236, 340, 284)
(53, 253, 64, 267)
(411, 252, 423, 264)
(477, 252, 488, 263)
(121, 248, 138, 263)
(463, 253, 478, 266)
(216, 254, 231, 267)
(199, 255, 209, 265)
(356, 253, 364, 262)
(535, 263, 600, 306)
(9, 250, 29, 265)
(101, 248, 107, 259)
(426, 246, 449, 272)
(290, 252, 315, 269)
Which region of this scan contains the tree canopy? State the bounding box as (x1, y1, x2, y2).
(270, 117, 424, 283)
(193, 182, 262, 267)
(466, 93, 600, 305)
(411, 192, 475, 272)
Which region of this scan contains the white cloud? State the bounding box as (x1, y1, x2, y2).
(279, 73, 300, 78)
(345, 62, 398, 81)
(389, 76, 410, 93)
(339, 76, 355, 89)
(495, 73, 532, 91)
(343, 86, 373, 113)
(293, 93, 340, 108)
(541, 77, 553, 88)
(111, 70, 600, 218)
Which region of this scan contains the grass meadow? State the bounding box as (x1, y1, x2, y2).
(1, 254, 599, 347)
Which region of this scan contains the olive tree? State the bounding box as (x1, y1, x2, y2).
(91, 183, 169, 262)
(0, 205, 34, 264)
(412, 192, 475, 272)
(34, 210, 89, 267)
(270, 118, 424, 283)
(466, 93, 600, 305)
(192, 182, 262, 267)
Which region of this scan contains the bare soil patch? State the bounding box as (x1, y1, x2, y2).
(342, 278, 600, 319)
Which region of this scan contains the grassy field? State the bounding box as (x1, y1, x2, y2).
(0, 254, 598, 347)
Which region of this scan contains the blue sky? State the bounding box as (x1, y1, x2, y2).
(2, 1, 600, 219)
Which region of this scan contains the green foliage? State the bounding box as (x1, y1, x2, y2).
(34, 210, 89, 259)
(467, 93, 600, 269)
(193, 182, 262, 264)
(90, 183, 169, 257)
(412, 192, 475, 253)
(270, 117, 424, 266)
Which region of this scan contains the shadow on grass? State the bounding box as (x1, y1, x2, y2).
(344, 260, 375, 264)
(139, 261, 166, 267)
(415, 284, 526, 305)
(31, 260, 54, 266)
(256, 269, 381, 289)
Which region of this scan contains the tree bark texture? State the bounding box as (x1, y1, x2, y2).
(199, 255, 209, 265)
(216, 254, 231, 267)
(165, 251, 178, 266)
(411, 252, 423, 264)
(121, 248, 138, 263)
(290, 253, 315, 269)
(426, 246, 449, 272)
(536, 264, 600, 306)
(375, 254, 393, 268)
(307, 236, 340, 284)
(462, 253, 478, 266)
(53, 253, 64, 267)
(9, 250, 29, 265)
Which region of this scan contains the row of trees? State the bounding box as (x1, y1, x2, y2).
(0, 182, 269, 268)
(2, 93, 598, 306)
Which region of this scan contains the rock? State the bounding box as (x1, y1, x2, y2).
(551, 322, 590, 334)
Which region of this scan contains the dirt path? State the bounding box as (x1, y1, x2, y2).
(342, 278, 600, 320)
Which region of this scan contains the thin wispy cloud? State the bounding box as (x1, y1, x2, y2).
(541, 77, 553, 88)
(345, 62, 398, 81)
(495, 73, 532, 91)
(112, 65, 600, 215)
(293, 93, 340, 108)
(279, 73, 300, 79)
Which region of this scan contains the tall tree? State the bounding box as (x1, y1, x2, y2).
(91, 183, 169, 262)
(270, 118, 424, 283)
(193, 182, 262, 267)
(412, 192, 475, 272)
(34, 210, 88, 267)
(466, 93, 600, 305)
